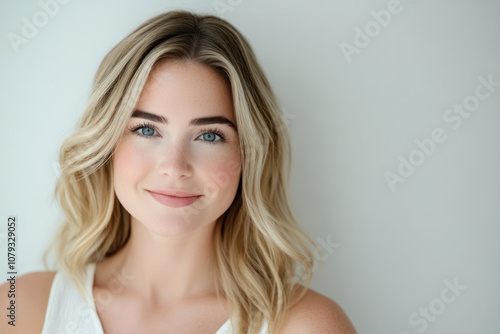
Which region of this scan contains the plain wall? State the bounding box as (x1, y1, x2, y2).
(1, 0, 499, 333)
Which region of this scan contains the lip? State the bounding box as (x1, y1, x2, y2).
(146, 190, 202, 208)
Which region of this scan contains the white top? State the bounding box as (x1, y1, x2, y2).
(42, 262, 268, 334)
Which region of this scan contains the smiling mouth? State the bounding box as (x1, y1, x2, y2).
(146, 190, 202, 208)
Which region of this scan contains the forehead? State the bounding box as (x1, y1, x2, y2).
(136, 59, 234, 122)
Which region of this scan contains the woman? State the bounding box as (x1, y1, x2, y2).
(0, 10, 356, 334)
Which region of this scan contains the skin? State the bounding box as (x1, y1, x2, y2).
(93, 59, 242, 333)
(110, 59, 241, 304)
(0, 59, 357, 334)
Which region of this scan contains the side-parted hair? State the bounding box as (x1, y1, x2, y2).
(44, 9, 316, 334)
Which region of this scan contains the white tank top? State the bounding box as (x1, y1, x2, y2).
(41, 262, 268, 333)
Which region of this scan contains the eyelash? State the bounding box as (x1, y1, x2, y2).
(128, 122, 227, 145)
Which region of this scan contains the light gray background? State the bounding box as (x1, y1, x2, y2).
(1, 0, 499, 333)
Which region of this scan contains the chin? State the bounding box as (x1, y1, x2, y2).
(135, 213, 217, 238)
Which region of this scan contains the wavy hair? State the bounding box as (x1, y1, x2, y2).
(44, 9, 317, 334)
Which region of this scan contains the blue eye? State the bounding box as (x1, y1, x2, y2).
(129, 122, 227, 145)
(202, 132, 218, 142)
(129, 122, 159, 138)
(198, 129, 226, 145)
(139, 126, 156, 136)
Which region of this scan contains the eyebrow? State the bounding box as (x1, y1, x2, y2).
(131, 110, 237, 130)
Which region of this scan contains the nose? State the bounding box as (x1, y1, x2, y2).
(157, 140, 193, 179)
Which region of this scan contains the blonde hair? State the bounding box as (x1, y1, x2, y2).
(44, 9, 316, 333)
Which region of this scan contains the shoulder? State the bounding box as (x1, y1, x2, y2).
(0, 270, 57, 334)
(279, 285, 357, 334)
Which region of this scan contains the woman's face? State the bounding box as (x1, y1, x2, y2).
(113, 59, 241, 237)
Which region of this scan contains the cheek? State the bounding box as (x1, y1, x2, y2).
(113, 142, 151, 190)
(200, 148, 242, 198)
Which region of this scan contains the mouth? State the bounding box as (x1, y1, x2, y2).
(146, 190, 202, 208)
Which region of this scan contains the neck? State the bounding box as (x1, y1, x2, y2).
(101, 216, 221, 307)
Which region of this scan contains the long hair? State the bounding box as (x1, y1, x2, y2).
(44, 10, 317, 334)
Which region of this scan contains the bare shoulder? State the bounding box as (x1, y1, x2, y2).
(0, 270, 57, 334)
(279, 285, 357, 334)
